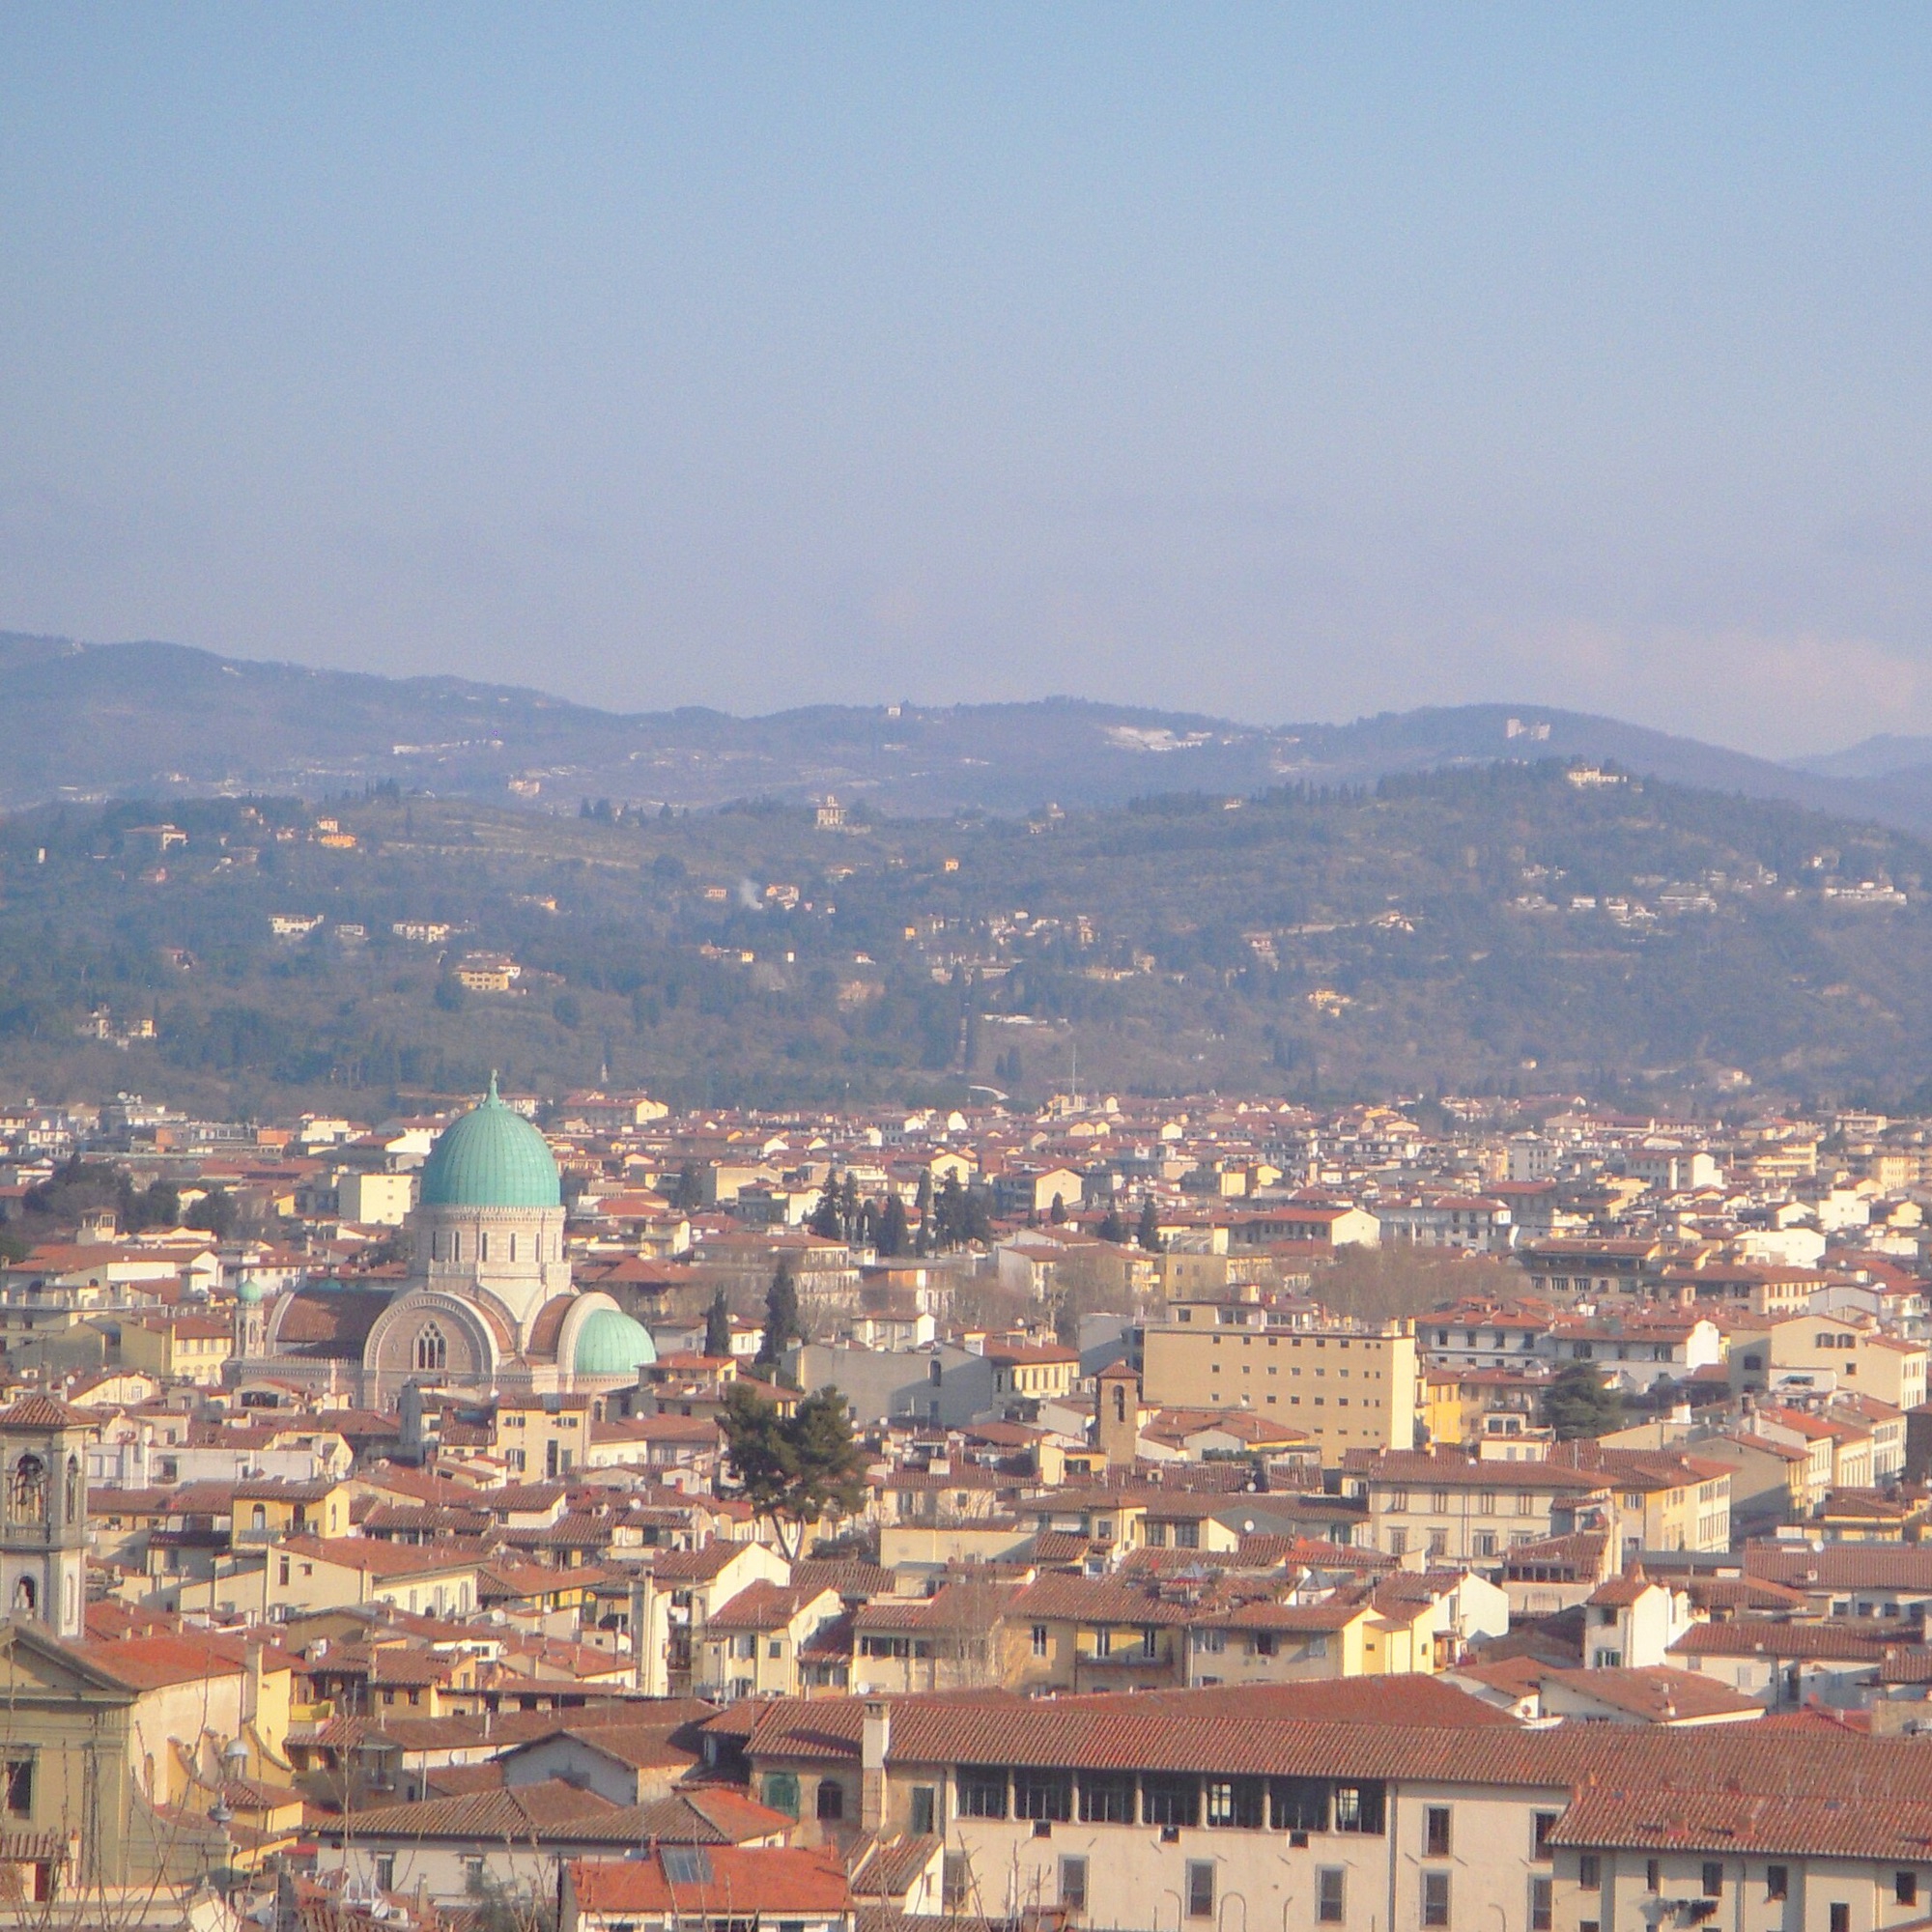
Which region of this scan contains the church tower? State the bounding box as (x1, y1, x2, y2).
(0, 1395, 89, 1639)
(233, 1273, 267, 1366)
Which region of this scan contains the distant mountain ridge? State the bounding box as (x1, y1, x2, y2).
(3, 628, 1928, 832)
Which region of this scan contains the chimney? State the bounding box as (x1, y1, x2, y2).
(861, 1700, 892, 1833)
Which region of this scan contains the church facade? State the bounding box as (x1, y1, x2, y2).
(235, 1079, 656, 1406)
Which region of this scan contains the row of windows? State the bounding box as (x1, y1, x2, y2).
(953, 1769, 1388, 1833)
(1140, 1861, 1545, 1926)
(1390, 1527, 1538, 1557)
(428, 1229, 550, 1264)
(1384, 1490, 1541, 1516)
(1205, 1334, 1377, 1350)
(1616, 1859, 1920, 1911)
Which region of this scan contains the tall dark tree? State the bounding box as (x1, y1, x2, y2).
(1097, 1204, 1128, 1245)
(1049, 1193, 1067, 1224)
(838, 1172, 861, 1240)
(913, 1171, 934, 1255)
(704, 1288, 732, 1360)
(1542, 1362, 1626, 1440)
(808, 1177, 842, 1240)
(934, 1174, 967, 1249)
(1136, 1198, 1162, 1252)
(719, 1382, 869, 1560)
(757, 1261, 803, 1376)
(670, 1163, 703, 1213)
(878, 1191, 910, 1258)
(186, 1186, 237, 1238)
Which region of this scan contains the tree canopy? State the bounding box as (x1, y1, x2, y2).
(1541, 1361, 1627, 1440)
(719, 1382, 869, 1559)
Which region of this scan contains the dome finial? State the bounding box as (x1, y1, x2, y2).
(487, 1069, 500, 1104)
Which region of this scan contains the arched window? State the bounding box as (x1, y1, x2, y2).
(251, 1504, 267, 1530)
(480, 1233, 491, 1264)
(816, 1778, 844, 1821)
(63, 1457, 80, 1527)
(11, 1457, 45, 1525)
(13, 1576, 36, 1618)
(508, 1234, 517, 1264)
(414, 1323, 447, 1373)
(450, 1233, 461, 1264)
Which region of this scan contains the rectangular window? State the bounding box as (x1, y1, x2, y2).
(1577, 1856, 1600, 1889)
(1318, 1869, 1346, 1925)
(1901, 1874, 1919, 1908)
(1014, 1769, 1073, 1823)
(1143, 1775, 1200, 1830)
(1533, 1813, 1558, 1861)
(1530, 1878, 1552, 1932)
(1206, 1777, 1264, 1830)
(1032, 1625, 1049, 1658)
(1079, 1773, 1136, 1825)
(2, 1761, 29, 1819)
(910, 1786, 935, 1835)
(1701, 1864, 1723, 1900)
(1766, 1867, 1787, 1902)
(1422, 1871, 1451, 1928)
(1334, 1782, 1385, 1834)
(943, 1854, 971, 1912)
(1061, 1857, 1089, 1913)
(1645, 1861, 1660, 1895)
(1831, 1907, 1850, 1932)
(1426, 1807, 1452, 1859)
(1271, 1778, 1330, 1833)
(1186, 1861, 1215, 1920)
(956, 1767, 1008, 1819)
(375, 1855, 396, 1893)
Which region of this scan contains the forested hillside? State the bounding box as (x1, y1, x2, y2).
(2, 762, 1929, 1113)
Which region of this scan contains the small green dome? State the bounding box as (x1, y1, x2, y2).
(573, 1305, 658, 1377)
(419, 1075, 560, 1210)
(235, 1275, 265, 1306)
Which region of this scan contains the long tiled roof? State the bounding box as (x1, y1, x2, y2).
(740, 1684, 1932, 1861)
(569, 1846, 853, 1915)
(733, 1677, 1515, 1769)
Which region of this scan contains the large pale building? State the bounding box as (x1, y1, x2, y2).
(1139, 1308, 1418, 1460)
(237, 1078, 658, 1405)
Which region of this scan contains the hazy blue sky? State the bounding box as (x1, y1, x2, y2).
(4, 7, 1931, 755)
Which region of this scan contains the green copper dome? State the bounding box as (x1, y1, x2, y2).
(573, 1305, 657, 1377)
(235, 1275, 265, 1306)
(419, 1075, 561, 1210)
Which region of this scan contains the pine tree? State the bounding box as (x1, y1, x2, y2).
(935, 1174, 967, 1249)
(808, 1176, 842, 1240)
(756, 1262, 803, 1377)
(704, 1288, 731, 1360)
(1137, 1198, 1162, 1251)
(879, 1191, 910, 1258)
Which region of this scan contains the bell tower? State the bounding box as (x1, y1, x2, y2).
(0, 1395, 89, 1639)
(233, 1273, 267, 1366)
